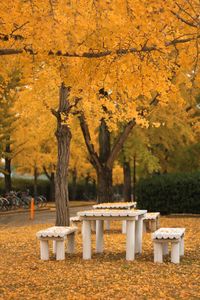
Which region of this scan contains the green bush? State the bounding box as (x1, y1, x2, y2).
(136, 172, 200, 214)
(0, 177, 50, 199)
(0, 177, 97, 201)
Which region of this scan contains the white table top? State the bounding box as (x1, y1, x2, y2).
(93, 202, 137, 209)
(78, 209, 147, 219)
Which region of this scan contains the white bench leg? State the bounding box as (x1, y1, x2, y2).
(151, 220, 157, 232)
(67, 233, 75, 254)
(156, 216, 160, 229)
(126, 220, 135, 261)
(122, 221, 126, 234)
(154, 242, 163, 263)
(53, 240, 56, 254)
(180, 237, 184, 256)
(171, 242, 180, 264)
(105, 220, 110, 231)
(135, 216, 143, 254)
(163, 242, 168, 255)
(96, 220, 104, 253)
(82, 220, 91, 259)
(40, 240, 49, 260)
(56, 240, 65, 260)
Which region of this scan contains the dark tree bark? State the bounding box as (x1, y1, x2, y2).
(97, 167, 113, 203)
(79, 114, 136, 203)
(123, 161, 131, 201)
(52, 83, 72, 226)
(33, 165, 38, 200)
(43, 167, 55, 201)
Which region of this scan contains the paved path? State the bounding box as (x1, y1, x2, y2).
(0, 206, 92, 227)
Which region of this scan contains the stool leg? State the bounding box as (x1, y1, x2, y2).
(40, 240, 49, 260)
(171, 242, 180, 264)
(53, 240, 56, 255)
(180, 238, 184, 256)
(67, 233, 75, 254)
(143, 221, 147, 233)
(151, 220, 157, 232)
(156, 216, 160, 229)
(154, 242, 163, 263)
(122, 221, 126, 234)
(56, 240, 65, 260)
(163, 242, 168, 255)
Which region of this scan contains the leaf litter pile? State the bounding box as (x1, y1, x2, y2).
(0, 217, 200, 299)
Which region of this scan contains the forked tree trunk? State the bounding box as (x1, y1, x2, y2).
(54, 83, 72, 226)
(97, 167, 112, 203)
(123, 161, 131, 201)
(4, 143, 12, 192)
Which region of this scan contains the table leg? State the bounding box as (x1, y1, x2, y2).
(135, 216, 143, 254)
(105, 220, 110, 231)
(171, 242, 180, 264)
(82, 220, 91, 259)
(96, 220, 104, 253)
(126, 220, 135, 261)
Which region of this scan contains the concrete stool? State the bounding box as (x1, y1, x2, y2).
(36, 226, 77, 260)
(143, 212, 160, 232)
(152, 228, 185, 264)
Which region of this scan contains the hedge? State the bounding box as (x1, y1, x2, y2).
(0, 177, 97, 201)
(136, 172, 200, 214)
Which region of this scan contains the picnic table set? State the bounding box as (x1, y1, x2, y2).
(36, 202, 185, 264)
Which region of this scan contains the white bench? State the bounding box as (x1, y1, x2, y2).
(152, 228, 185, 264)
(143, 212, 160, 232)
(36, 226, 77, 260)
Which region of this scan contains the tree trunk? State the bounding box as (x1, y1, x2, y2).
(123, 161, 131, 201)
(4, 143, 12, 192)
(54, 83, 72, 226)
(97, 119, 113, 202)
(50, 172, 55, 201)
(4, 159, 12, 192)
(33, 166, 38, 200)
(97, 167, 113, 203)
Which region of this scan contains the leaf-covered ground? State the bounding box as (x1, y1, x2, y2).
(0, 217, 200, 299)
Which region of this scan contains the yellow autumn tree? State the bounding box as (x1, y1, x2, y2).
(0, 0, 199, 224)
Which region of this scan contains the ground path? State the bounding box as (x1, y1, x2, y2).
(0, 205, 93, 227)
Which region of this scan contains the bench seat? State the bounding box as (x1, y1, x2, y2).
(152, 228, 185, 264)
(36, 226, 77, 260)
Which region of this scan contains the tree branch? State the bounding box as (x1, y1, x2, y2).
(43, 165, 51, 180)
(106, 119, 136, 169)
(79, 113, 102, 170)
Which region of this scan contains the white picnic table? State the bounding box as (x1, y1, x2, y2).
(93, 202, 137, 231)
(78, 209, 147, 261)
